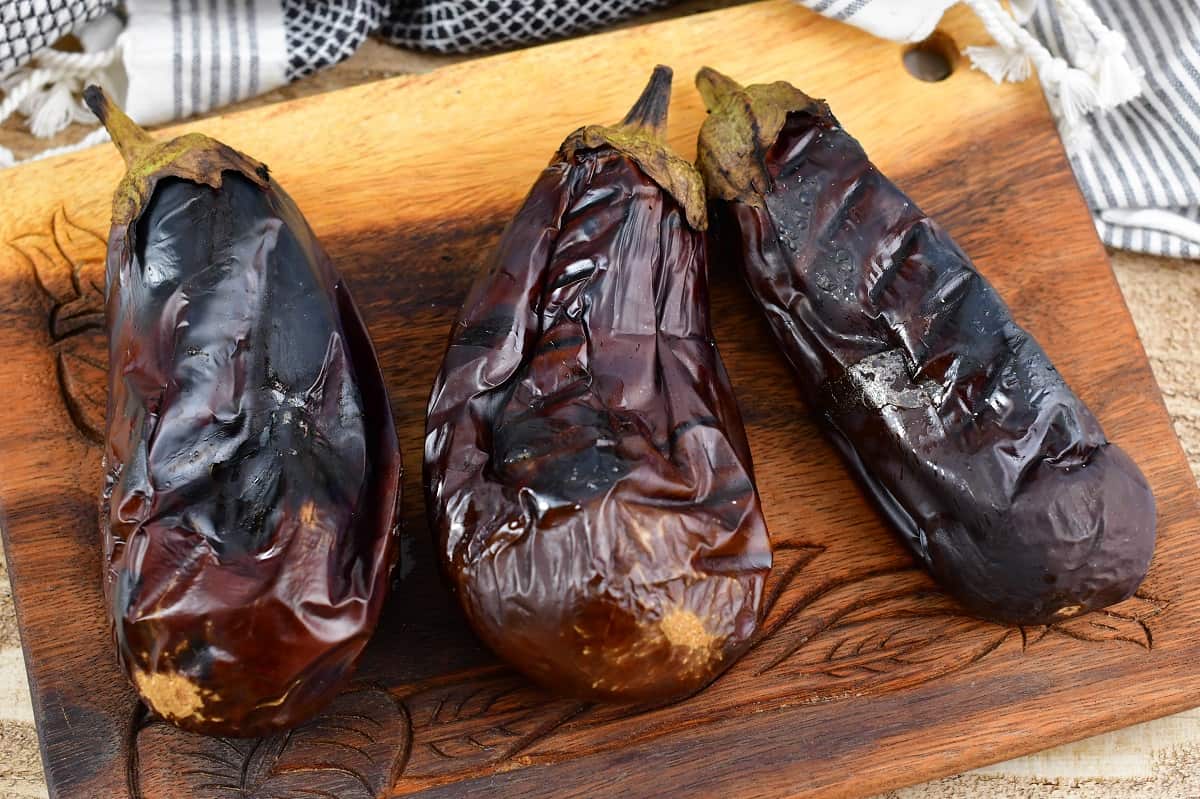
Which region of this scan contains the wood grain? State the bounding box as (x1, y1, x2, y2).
(0, 3, 1198, 798)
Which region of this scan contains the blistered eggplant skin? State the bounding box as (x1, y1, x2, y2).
(88, 88, 401, 736)
(424, 68, 771, 702)
(695, 69, 1155, 626)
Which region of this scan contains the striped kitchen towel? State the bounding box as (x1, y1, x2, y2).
(799, 0, 1200, 257)
(1028, 1, 1200, 258)
(120, 0, 288, 126)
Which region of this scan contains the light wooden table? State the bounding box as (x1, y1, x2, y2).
(1, 2, 1198, 797)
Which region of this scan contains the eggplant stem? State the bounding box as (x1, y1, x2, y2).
(695, 67, 745, 113)
(83, 85, 155, 166)
(619, 65, 673, 139)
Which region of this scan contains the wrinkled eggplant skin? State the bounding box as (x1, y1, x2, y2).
(101, 173, 401, 736)
(707, 105, 1156, 625)
(424, 148, 771, 702)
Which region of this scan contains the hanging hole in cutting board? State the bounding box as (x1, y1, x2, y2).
(903, 32, 957, 82)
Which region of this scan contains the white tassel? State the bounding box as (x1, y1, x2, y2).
(0, 33, 122, 168)
(1055, 108, 1097, 155)
(962, 0, 1035, 84)
(2, 67, 90, 139)
(25, 78, 93, 138)
(1055, 0, 1143, 108)
(958, 0, 1139, 153)
(1, 43, 120, 133)
(28, 80, 82, 138)
(965, 44, 1032, 82)
(963, 0, 1101, 115)
(1090, 30, 1142, 108)
(0, 68, 46, 130)
(1041, 56, 1099, 128)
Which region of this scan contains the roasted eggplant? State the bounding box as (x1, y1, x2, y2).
(87, 87, 402, 735)
(424, 67, 772, 701)
(694, 68, 1155, 625)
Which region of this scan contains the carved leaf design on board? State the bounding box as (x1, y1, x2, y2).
(744, 553, 1166, 698)
(10, 206, 107, 339)
(131, 685, 410, 799)
(1036, 593, 1167, 649)
(398, 670, 589, 785)
(748, 566, 1016, 697)
(9, 207, 108, 443)
(54, 329, 107, 444)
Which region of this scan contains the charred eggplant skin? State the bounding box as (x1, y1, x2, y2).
(695, 69, 1155, 626)
(87, 87, 401, 736)
(424, 67, 771, 702)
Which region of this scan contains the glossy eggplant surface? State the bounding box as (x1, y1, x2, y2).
(695, 68, 1155, 625)
(425, 67, 772, 702)
(87, 87, 402, 736)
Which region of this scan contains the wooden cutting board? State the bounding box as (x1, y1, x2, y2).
(2, 2, 1198, 797)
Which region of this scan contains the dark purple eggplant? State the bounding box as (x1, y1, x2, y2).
(86, 87, 402, 736)
(424, 67, 772, 702)
(694, 68, 1156, 625)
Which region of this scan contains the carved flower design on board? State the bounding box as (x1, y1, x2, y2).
(9, 207, 108, 444)
(128, 542, 1168, 797)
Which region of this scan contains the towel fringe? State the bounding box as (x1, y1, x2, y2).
(958, 0, 1142, 153)
(0, 36, 121, 167)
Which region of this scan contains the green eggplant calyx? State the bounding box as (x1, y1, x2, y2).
(558, 66, 708, 231)
(694, 67, 828, 206)
(84, 85, 270, 228)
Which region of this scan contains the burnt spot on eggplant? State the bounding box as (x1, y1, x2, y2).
(695, 68, 1155, 626)
(424, 67, 771, 702)
(86, 87, 402, 736)
(455, 313, 519, 349)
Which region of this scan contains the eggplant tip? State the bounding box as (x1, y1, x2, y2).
(694, 67, 743, 112)
(620, 65, 674, 137)
(83, 86, 154, 166)
(83, 84, 108, 123)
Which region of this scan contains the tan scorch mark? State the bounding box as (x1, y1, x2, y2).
(134, 670, 218, 722)
(660, 608, 715, 651)
(128, 684, 408, 799)
(298, 499, 318, 526)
